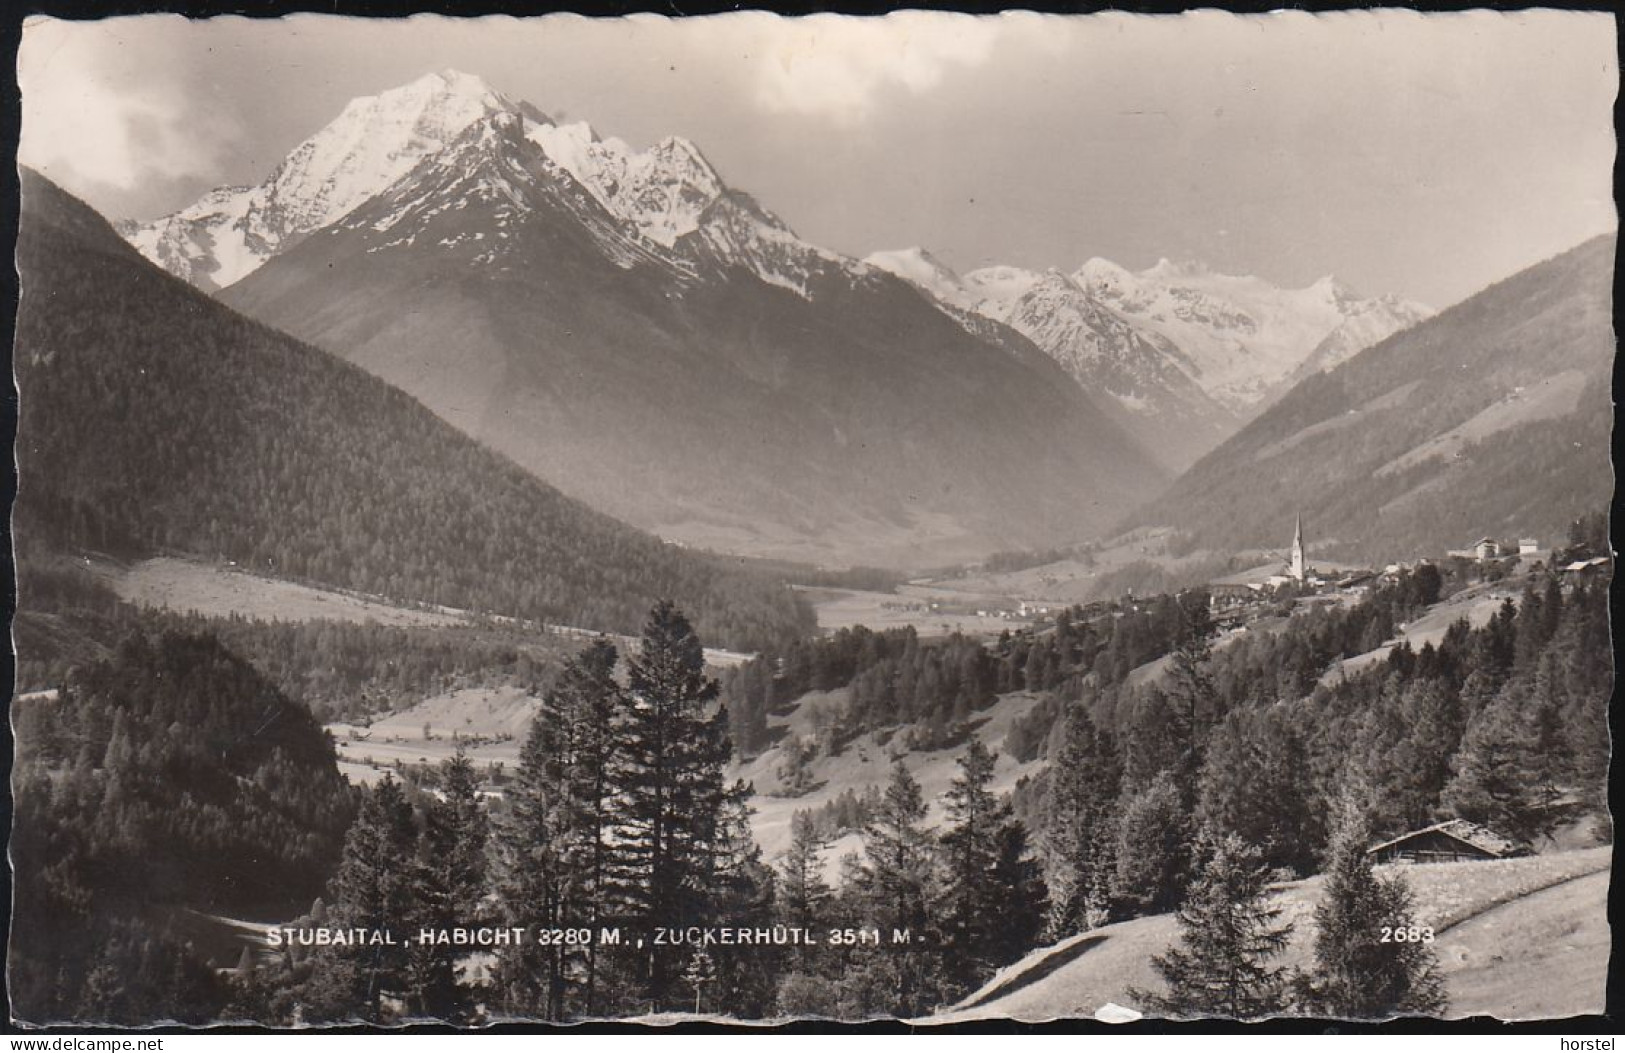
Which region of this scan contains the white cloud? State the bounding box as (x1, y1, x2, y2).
(18, 17, 238, 197)
(746, 12, 1005, 125)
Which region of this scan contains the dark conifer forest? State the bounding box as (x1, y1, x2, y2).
(14, 171, 813, 655)
(11, 633, 357, 1023)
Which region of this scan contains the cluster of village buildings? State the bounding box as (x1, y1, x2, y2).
(1206, 516, 1609, 616)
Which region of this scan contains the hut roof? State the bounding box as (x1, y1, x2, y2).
(1367, 818, 1526, 859)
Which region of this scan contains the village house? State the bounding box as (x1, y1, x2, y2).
(1446, 536, 1503, 561)
(1562, 555, 1611, 583)
(1209, 515, 1370, 613)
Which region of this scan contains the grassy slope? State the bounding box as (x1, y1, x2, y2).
(327, 685, 541, 786)
(1317, 581, 1518, 685)
(735, 689, 1050, 866)
(937, 847, 1611, 1023)
(111, 557, 465, 628)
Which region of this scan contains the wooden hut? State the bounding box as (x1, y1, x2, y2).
(1367, 819, 1528, 865)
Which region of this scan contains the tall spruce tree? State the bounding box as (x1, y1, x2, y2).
(1113, 770, 1191, 916)
(857, 760, 936, 940)
(779, 810, 834, 935)
(611, 601, 733, 1008)
(1441, 686, 1557, 844)
(938, 737, 1046, 994)
(494, 638, 622, 1020)
(1302, 796, 1446, 1018)
(310, 776, 417, 1022)
(405, 750, 488, 1021)
(1164, 592, 1220, 796)
(1196, 707, 1318, 875)
(699, 782, 781, 1017)
(843, 759, 946, 1016)
(1135, 834, 1294, 1020)
(1043, 706, 1122, 937)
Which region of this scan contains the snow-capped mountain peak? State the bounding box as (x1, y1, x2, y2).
(961, 264, 1046, 305)
(862, 246, 972, 306)
(123, 68, 527, 289)
(520, 124, 728, 249)
(872, 241, 1433, 468)
(1144, 256, 1213, 281)
(1066, 254, 1435, 410)
(1073, 256, 1136, 291)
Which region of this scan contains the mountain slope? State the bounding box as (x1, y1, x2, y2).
(210, 78, 1165, 567)
(867, 249, 1428, 473)
(1127, 234, 1616, 563)
(118, 70, 530, 290)
(973, 269, 1239, 472)
(15, 169, 812, 652)
(1075, 256, 1433, 411)
(11, 632, 358, 1023)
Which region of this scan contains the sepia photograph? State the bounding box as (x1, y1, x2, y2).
(7, 7, 1617, 1029)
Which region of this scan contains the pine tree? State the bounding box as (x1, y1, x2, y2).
(1113, 771, 1191, 916)
(1196, 707, 1319, 875)
(315, 776, 417, 1022)
(405, 749, 488, 1021)
(939, 737, 1042, 993)
(779, 810, 833, 938)
(493, 638, 621, 1019)
(1301, 796, 1446, 1018)
(1042, 706, 1121, 937)
(988, 811, 1049, 969)
(699, 782, 780, 1017)
(1441, 686, 1556, 844)
(844, 759, 946, 1016)
(1135, 834, 1294, 1019)
(1165, 592, 1219, 789)
(857, 760, 936, 939)
(610, 601, 733, 1008)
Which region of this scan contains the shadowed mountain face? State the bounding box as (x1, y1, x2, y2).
(14, 169, 814, 652)
(1127, 234, 1616, 563)
(147, 73, 1170, 569)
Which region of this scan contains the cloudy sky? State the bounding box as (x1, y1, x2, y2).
(17, 10, 1616, 307)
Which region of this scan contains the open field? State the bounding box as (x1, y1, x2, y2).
(1320, 581, 1516, 686)
(936, 846, 1611, 1023)
(802, 585, 1039, 638)
(927, 527, 1247, 607)
(113, 555, 750, 665)
(111, 557, 465, 627)
(734, 689, 1050, 870)
(1437, 869, 1610, 1020)
(327, 685, 540, 784)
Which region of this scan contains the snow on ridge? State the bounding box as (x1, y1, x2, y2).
(121, 67, 860, 301)
(1069, 254, 1433, 410)
(871, 241, 1431, 423)
(521, 122, 728, 249)
(961, 264, 1046, 305)
(863, 246, 975, 308)
(123, 68, 527, 287)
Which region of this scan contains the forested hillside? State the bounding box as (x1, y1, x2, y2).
(1129, 235, 1615, 562)
(14, 170, 812, 653)
(11, 633, 357, 1023)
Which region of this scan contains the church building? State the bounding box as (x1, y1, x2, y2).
(1288, 514, 1309, 582)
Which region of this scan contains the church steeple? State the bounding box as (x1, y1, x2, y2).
(1289, 513, 1307, 581)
